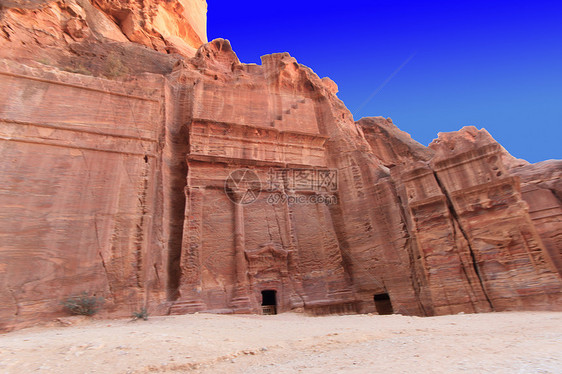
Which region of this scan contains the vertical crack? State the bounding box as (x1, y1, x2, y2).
(97, 251, 115, 297)
(166, 85, 191, 301)
(133, 169, 150, 289)
(94, 216, 115, 299)
(395, 191, 429, 316)
(8, 289, 20, 317)
(548, 188, 562, 206)
(153, 263, 161, 284)
(432, 170, 494, 310)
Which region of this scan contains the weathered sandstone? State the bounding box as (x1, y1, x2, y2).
(0, 1, 560, 331)
(0, 0, 206, 77)
(510, 160, 562, 275)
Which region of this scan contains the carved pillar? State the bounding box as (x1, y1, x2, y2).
(230, 189, 253, 312)
(170, 186, 206, 314)
(280, 184, 305, 309)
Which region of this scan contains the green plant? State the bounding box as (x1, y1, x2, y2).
(61, 292, 105, 316)
(104, 53, 129, 79)
(132, 307, 149, 321)
(62, 64, 93, 76)
(36, 58, 52, 66)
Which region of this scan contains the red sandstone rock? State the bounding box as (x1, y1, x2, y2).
(0, 0, 206, 78)
(0, 0, 206, 56)
(510, 160, 562, 276)
(0, 2, 561, 331)
(429, 125, 529, 168)
(358, 116, 434, 168)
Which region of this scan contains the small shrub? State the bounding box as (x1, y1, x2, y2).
(104, 53, 129, 79)
(37, 58, 52, 66)
(62, 64, 93, 76)
(61, 292, 104, 316)
(132, 307, 149, 321)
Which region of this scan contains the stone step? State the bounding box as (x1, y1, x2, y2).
(169, 300, 205, 315)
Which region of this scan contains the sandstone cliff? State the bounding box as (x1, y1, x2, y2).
(0, 0, 206, 77)
(0, 1, 561, 331)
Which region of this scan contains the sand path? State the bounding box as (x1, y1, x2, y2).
(0, 311, 560, 373)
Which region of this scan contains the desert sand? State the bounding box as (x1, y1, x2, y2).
(0, 311, 560, 373)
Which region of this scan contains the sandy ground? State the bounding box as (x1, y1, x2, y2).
(0, 311, 560, 374)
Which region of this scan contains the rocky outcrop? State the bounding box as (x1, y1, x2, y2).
(90, 0, 207, 54)
(0, 3, 561, 331)
(510, 160, 562, 275)
(0, 0, 206, 77)
(427, 128, 560, 311)
(357, 116, 434, 168)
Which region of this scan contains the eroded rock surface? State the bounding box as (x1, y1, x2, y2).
(0, 2, 561, 331)
(0, 0, 206, 77)
(358, 116, 434, 168)
(510, 160, 562, 275)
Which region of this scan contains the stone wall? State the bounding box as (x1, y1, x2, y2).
(0, 38, 561, 331)
(0, 59, 167, 330)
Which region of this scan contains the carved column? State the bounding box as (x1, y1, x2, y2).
(170, 186, 206, 314)
(280, 183, 305, 309)
(230, 189, 253, 312)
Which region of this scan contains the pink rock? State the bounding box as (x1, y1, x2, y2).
(0, 3, 560, 332)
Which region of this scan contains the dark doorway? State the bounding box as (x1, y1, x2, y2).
(261, 290, 277, 315)
(374, 293, 393, 315)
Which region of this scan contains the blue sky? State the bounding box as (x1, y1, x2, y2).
(208, 1, 562, 162)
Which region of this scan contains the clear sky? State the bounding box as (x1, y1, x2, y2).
(208, 0, 562, 163)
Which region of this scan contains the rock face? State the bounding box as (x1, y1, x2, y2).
(358, 116, 434, 168)
(0, 0, 207, 76)
(0, 2, 561, 331)
(510, 160, 562, 276)
(392, 127, 561, 313)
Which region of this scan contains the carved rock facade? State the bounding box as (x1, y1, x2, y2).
(0, 2, 561, 331)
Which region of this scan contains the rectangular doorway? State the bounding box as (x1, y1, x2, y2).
(261, 290, 277, 315)
(374, 293, 393, 315)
